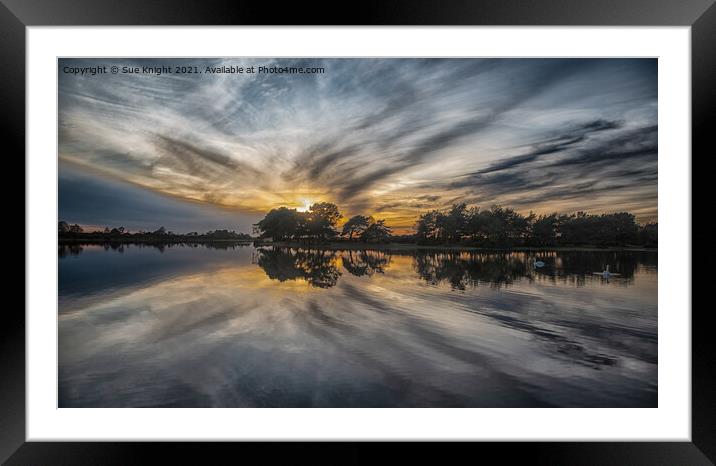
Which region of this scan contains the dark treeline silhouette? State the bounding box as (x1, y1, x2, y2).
(415, 204, 657, 248)
(58, 221, 253, 243)
(60, 202, 656, 249)
(253, 202, 392, 243)
(341, 216, 391, 243)
(60, 238, 654, 289)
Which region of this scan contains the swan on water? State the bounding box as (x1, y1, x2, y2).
(594, 264, 620, 278)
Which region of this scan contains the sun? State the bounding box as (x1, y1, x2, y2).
(296, 199, 313, 212)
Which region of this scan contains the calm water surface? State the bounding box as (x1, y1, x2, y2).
(58, 244, 657, 407)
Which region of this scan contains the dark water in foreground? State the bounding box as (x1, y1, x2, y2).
(58, 244, 657, 407)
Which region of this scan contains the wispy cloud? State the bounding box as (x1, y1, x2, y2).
(59, 58, 657, 231)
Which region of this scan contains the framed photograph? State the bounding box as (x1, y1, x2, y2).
(6, 0, 712, 463)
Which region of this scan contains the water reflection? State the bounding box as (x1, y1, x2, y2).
(249, 246, 650, 289)
(58, 243, 84, 258)
(59, 240, 252, 257)
(256, 247, 342, 288)
(254, 247, 393, 287)
(59, 242, 652, 289)
(340, 250, 391, 277)
(58, 244, 657, 407)
(412, 250, 649, 289)
(414, 251, 527, 289)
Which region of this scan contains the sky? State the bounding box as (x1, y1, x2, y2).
(59, 58, 657, 234)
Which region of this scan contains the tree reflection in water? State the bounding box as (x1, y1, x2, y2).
(57, 241, 252, 257)
(412, 250, 648, 290)
(340, 250, 391, 277)
(256, 247, 342, 288)
(58, 243, 84, 258)
(414, 252, 527, 290)
(255, 248, 393, 287)
(59, 242, 653, 289)
(253, 248, 650, 289)
(58, 243, 657, 407)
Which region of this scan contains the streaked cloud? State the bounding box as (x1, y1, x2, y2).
(59, 58, 657, 232)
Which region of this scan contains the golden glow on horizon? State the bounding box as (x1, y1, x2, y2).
(296, 199, 313, 213)
(58, 58, 659, 233)
(59, 154, 658, 236)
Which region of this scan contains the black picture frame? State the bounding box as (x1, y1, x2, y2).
(3, 0, 713, 463)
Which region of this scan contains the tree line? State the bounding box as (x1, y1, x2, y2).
(59, 201, 658, 248)
(253, 202, 392, 243)
(415, 204, 657, 247)
(58, 221, 252, 241)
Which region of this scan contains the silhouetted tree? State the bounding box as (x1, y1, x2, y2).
(254, 202, 343, 242)
(58, 220, 83, 236)
(465, 207, 487, 242)
(342, 215, 373, 240)
(415, 203, 644, 247)
(558, 212, 639, 246)
(203, 229, 252, 240)
(306, 202, 342, 240)
(254, 207, 302, 240)
(531, 213, 559, 246)
(416, 210, 442, 242)
(359, 219, 392, 243)
(442, 203, 468, 242)
(639, 222, 658, 247)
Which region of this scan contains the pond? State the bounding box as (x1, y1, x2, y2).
(58, 243, 657, 407)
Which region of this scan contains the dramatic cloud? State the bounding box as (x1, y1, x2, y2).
(59, 163, 258, 233)
(59, 58, 657, 232)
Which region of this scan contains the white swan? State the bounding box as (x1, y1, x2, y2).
(594, 264, 620, 279)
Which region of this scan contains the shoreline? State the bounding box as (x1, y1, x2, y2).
(59, 238, 656, 252)
(260, 242, 657, 252)
(59, 238, 254, 244)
